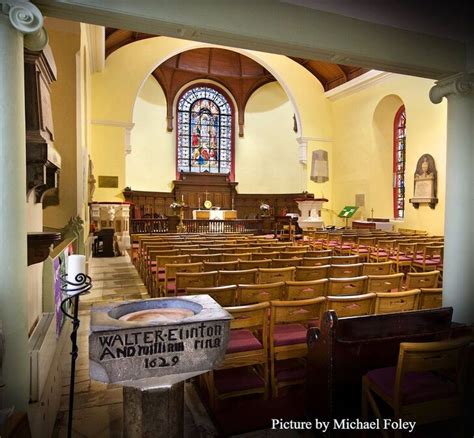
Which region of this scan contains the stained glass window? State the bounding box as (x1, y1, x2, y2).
(393, 106, 406, 219)
(177, 85, 233, 176)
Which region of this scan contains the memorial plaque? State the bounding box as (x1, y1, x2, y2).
(98, 175, 119, 188)
(413, 177, 434, 199)
(89, 295, 231, 384)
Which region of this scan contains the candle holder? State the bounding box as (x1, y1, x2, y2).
(60, 273, 92, 438)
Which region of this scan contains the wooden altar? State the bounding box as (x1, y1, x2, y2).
(192, 209, 237, 220)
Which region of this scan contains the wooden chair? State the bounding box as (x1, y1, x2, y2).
(301, 256, 332, 266)
(190, 253, 222, 263)
(330, 255, 359, 265)
(203, 260, 238, 272)
(326, 293, 376, 317)
(406, 270, 440, 289)
(305, 250, 332, 258)
(154, 254, 190, 296)
(269, 297, 326, 397)
(254, 251, 280, 260)
(218, 269, 258, 287)
(238, 259, 272, 269)
(351, 237, 376, 262)
(369, 240, 396, 262)
(327, 276, 368, 296)
(334, 235, 357, 255)
(329, 263, 363, 278)
(418, 288, 443, 309)
(234, 246, 261, 254)
(388, 242, 416, 273)
(285, 279, 328, 300)
(362, 261, 392, 276)
(179, 247, 209, 255)
(222, 252, 252, 261)
(374, 289, 420, 314)
(362, 337, 472, 438)
(186, 285, 238, 307)
(295, 264, 330, 282)
(237, 282, 286, 305)
(208, 302, 270, 409)
(412, 245, 444, 272)
(271, 258, 303, 268)
(258, 267, 296, 284)
(367, 273, 404, 292)
(175, 271, 218, 295)
(164, 262, 203, 296)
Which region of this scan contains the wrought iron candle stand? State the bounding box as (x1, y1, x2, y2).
(60, 273, 92, 438)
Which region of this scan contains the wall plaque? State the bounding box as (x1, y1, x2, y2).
(98, 176, 119, 188)
(409, 154, 438, 209)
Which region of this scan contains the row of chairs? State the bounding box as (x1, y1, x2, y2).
(158, 260, 440, 296)
(204, 289, 444, 407)
(186, 282, 441, 311)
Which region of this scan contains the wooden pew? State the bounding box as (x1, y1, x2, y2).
(305, 307, 457, 432)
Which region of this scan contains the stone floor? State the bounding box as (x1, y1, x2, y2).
(52, 255, 288, 438)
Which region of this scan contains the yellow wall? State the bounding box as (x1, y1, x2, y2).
(127, 76, 175, 192)
(237, 82, 304, 193)
(91, 36, 329, 201)
(43, 26, 80, 229)
(127, 79, 305, 194)
(330, 73, 447, 234)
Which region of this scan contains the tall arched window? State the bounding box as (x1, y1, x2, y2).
(393, 105, 406, 219)
(176, 85, 234, 178)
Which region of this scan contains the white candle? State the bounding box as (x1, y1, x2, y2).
(67, 255, 86, 295)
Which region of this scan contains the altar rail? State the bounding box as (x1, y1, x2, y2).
(130, 216, 298, 235)
(183, 219, 263, 234)
(130, 219, 169, 234)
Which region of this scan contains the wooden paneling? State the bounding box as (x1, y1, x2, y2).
(124, 175, 313, 220)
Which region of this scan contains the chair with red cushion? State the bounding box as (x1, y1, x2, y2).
(362, 336, 472, 438)
(285, 279, 328, 300)
(367, 273, 404, 292)
(325, 293, 376, 317)
(362, 261, 392, 276)
(418, 288, 442, 310)
(186, 285, 238, 307)
(269, 297, 326, 397)
(374, 289, 420, 314)
(412, 245, 444, 273)
(206, 302, 270, 410)
(389, 242, 416, 273)
(164, 262, 203, 296)
(369, 239, 396, 262)
(295, 264, 330, 281)
(406, 270, 440, 290)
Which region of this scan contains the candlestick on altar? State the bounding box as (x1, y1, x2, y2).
(198, 196, 201, 209)
(231, 196, 234, 210)
(181, 194, 184, 202)
(371, 208, 374, 220)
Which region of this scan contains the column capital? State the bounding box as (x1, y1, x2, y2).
(0, 1, 48, 50)
(429, 73, 474, 104)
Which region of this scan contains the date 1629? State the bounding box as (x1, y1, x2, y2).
(144, 356, 179, 368)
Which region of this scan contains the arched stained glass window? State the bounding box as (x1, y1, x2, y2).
(393, 106, 406, 219)
(177, 85, 233, 177)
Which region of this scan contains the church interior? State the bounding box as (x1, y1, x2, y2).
(0, 1, 473, 437)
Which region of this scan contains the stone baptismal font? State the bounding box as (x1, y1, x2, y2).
(89, 295, 231, 437)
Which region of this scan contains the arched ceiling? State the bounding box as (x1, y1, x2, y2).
(105, 28, 367, 135)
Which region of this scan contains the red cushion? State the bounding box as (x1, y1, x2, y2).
(414, 259, 439, 266)
(367, 366, 457, 405)
(226, 329, 262, 354)
(389, 255, 413, 261)
(273, 323, 307, 347)
(151, 266, 157, 273)
(158, 272, 165, 281)
(214, 367, 265, 394)
(166, 280, 176, 294)
(275, 359, 306, 382)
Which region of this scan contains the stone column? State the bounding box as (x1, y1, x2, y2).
(430, 73, 474, 324)
(0, 0, 47, 409)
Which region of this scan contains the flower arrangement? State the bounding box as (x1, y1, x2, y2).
(259, 203, 270, 213)
(170, 201, 183, 210)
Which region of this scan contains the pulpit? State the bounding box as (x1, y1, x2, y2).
(295, 198, 328, 230)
